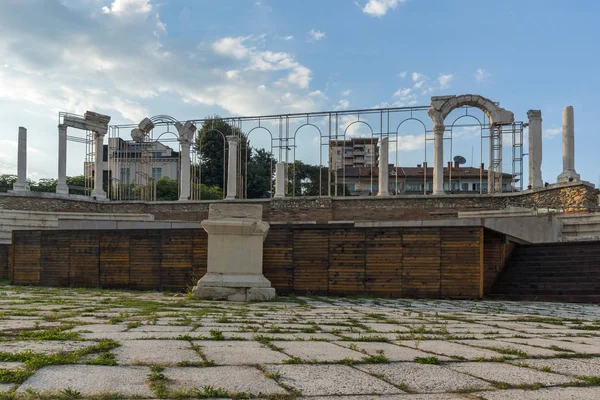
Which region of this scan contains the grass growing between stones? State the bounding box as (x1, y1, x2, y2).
(414, 356, 440, 365)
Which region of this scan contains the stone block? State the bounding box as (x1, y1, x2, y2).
(209, 203, 263, 220)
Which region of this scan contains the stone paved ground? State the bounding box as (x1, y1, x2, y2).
(0, 284, 600, 399)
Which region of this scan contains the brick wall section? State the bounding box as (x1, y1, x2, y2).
(0, 183, 595, 223)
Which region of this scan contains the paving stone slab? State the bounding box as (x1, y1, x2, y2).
(113, 340, 201, 365)
(475, 386, 600, 399)
(447, 362, 576, 386)
(453, 339, 561, 357)
(0, 383, 15, 393)
(337, 332, 400, 341)
(164, 366, 285, 395)
(0, 340, 92, 354)
(302, 395, 467, 400)
(397, 340, 503, 360)
(356, 362, 491, 393)
(271, 341, 364, 362)
(72, 324, 128, 333)
(193, 340, 290, 365)
(130, 324, 195, 332)
(0, 362, 25, 369)
(520, 358, 600, 377)
(265, 364, 401, 396)
(334, 342, 446, 361)
(82, 331, 188, 340)
(500, 337, 600, 354)
(17, 365, 153, 397)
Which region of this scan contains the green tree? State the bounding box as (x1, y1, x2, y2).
(246, 148, 276, 198)
(0, 174, 17, 192)
(155, 176, 179, 201)
(30, 178, 57, 192)
(196, 116, 247, 188)
(286, 160, 329, 196)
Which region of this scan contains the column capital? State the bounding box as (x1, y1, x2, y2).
(527, 110, 542, 120)
(432, 123, 445, 135)
(58, 124, 67, 132)
(94, 129, 107, 139)
(226, 135, 241, 144)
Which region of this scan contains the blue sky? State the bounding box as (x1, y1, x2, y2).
(0, 0, 598, 186)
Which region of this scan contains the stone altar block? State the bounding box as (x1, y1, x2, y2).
(192, 204, 276, 302)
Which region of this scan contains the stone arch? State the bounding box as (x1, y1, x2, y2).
(428, 94, 514, 126)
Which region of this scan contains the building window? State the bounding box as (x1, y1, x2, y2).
(152, 167, 163, 181)
(461, 183, 469, 191)
(152, 152, 162, 158)
(120, 168, 130, 184)
(336, 150, 341, 155)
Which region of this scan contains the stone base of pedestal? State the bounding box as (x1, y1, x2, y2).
(192, 285, 276, 302)
(10, 182, 30, 192)
(558, 170, 581, 184)
(192, 273, 276, 302)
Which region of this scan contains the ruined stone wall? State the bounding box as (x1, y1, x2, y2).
(0, 182, 595, 223)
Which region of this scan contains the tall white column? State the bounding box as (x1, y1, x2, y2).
(226, 135, 239, 200)
(377, 137, 389, 196)
(274, 162, 285, 198)
(557, 105, 580, 183)
(178, 139, 191, 201)
(91, 132, 107, 200)
(527, 110, 543, 189)
(56, 125, 69, 194)
(13, 127, 29, 191)
(432, 123, 445, 195)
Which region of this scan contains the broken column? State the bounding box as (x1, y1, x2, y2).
(226, 136, 239, 200)
(56, 125, 69, 195)
(12, 127, 29, 192)
(377, 137, 389, 196)
(432, 123, 445, 195)
(557, 105, 580, 183)
(274, 162, 285, 198)
(527, 110, 543, 189)
(192, 203, 276, 302)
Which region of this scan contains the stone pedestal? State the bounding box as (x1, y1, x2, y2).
(557, 106, 580, 183)
(226, 136, 239, 200)
(13, 127, 30, 192)
(192, 204, 275, 302)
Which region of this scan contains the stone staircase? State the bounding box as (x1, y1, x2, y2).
(489, 241, 600, 302)
(0, 210, 154, 244)
(559, 213, 600, 241)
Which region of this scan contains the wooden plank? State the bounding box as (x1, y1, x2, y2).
(401, 228, 440, 298)
(99, 232, 130, 288)
(130, 230, 161, 290)
(40, 232, 70, 286)
(69, 231, 100, 287)
(160, 229, 193, 292)
(12, 231, 41, 285)
(0, 244, 9, 281)
(263, 227, 294, 294)
(365, 228, 402, 296)
(191, 229, 208, 282)
(293, 229, 328, 294)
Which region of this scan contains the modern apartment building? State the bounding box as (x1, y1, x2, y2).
(329, 138, 379, 170)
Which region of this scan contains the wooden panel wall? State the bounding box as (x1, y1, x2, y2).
(0, 244, 9, 281)
(483, 230, 507, 293)
(9, 226, 495, 298)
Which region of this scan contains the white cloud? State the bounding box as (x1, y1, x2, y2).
(475, 68, 491, 83)
(544, 127, 562, 139)
(398, 71, 407, 78)
(287, 66, 312, 89)
(341, 89, 352, 96)
(308, 29, 326, 42)
(102, 0, 152, 15)
(438, 74, 454, 89)
(411, 72, 424, 82)
(283, 35, 294, 41)
(362, 0, 405, 17)
(333, 99, 350, 111)
(212, 37, 250, 60)
(393, 88, 412, 98)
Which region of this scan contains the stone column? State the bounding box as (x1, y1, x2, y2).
(178, 138, 191, 201)
(527, 110, 543, 189)
(274, 162, 285, 198)
(557, 106, 580, 183)
(378, 137, 389, 196)
(56, 125, 69, 194)
(226, 135, 239, 200)
(432, 123, 445, 195)
(91, 132, 107, 200)
(13, 127, 30, 191)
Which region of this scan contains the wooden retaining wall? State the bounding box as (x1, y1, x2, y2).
(8, 225, 509, 298)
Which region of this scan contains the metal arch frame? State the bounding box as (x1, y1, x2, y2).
(105, 103, 524, 200)
(244, 126, 275, 199)
(292, 123, 323, 197)
(196, 128, 228, 200)
(448, 114, 485, 194)
(394, 117, 428, 195)
(342, 119, 375, 196)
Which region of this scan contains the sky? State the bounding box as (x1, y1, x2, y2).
(0, 0, 598, 187)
